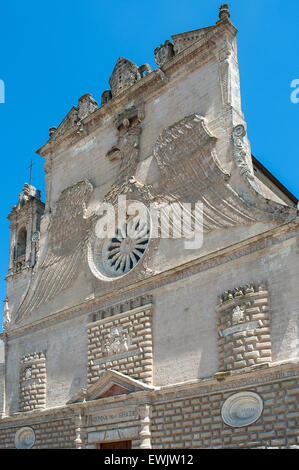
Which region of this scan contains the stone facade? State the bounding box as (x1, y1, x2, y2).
(0, 4, 298, 449)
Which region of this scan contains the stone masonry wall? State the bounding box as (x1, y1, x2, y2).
(151, 375, 299, 449)
(19, 352, 46, 412)
(0, 417, 75, 449)
(87, 295, 153, 385)
(216, 283, 271, 371)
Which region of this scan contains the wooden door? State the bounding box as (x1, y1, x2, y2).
(99, 440, 132, 449)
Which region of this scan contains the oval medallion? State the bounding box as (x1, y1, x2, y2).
(15, 427, 35, 449)
(221, 391, 263, 428)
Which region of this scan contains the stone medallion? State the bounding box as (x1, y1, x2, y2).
(15, 427, 36, 449)
(221, 391, 263, 428)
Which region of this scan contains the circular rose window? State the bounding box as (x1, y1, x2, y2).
(88, 202, 150, 281)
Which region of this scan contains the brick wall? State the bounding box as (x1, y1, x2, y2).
(151, 376, 299, 448)
(19, 352, 46, 412)
(216, 284, 271, 371)
(87, 295, 153, 385)
(0, 417, 75, 449)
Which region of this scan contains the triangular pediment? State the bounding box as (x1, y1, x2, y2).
(67, 369, 157, 404)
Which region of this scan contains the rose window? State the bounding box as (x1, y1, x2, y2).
(88, 206, 150, 281)
(103, 218, 149, 276)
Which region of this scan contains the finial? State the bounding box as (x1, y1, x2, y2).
(49, 126, 57, 138)
(219, 4, 230, 20)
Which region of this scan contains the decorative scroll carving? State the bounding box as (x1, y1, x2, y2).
(153, 114, 296, 232)
(232, 125, 256, 182)
(231, 124, 297, 220)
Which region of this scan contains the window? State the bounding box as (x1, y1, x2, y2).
(16, 227, 27, 258)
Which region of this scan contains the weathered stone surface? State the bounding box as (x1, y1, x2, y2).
(1, 4, 298, 450)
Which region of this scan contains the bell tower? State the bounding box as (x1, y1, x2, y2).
(7, 183, 45, 276)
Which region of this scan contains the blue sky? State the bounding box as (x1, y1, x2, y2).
(0, 0, 298, 329)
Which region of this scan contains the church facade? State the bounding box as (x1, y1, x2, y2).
(0, 4, 298, 449)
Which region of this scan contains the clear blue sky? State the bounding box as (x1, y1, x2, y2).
(0, 0, 298, 329)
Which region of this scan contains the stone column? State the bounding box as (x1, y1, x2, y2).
(74, 410, 84, 449)
(8, 225, 16, 274)
(44, 159, 53, 213)
(139, 403, 151, 449)
(25, 218, 32, 264)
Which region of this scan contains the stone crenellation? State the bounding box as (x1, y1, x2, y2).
(19, 352, 47, 412)
(216, 283, 272, 372)
(88, 295, 153, 324)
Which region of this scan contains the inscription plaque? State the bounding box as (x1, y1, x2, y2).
(15, 427, 36, 449)
(90, 407, 138, 425)
(221, 391, 263, 427)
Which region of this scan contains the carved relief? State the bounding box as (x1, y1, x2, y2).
(218, 38, 232, 106)
(232, 305, 245, 325)
(105, 105, 145, 188)
(102, 327, 131, 356)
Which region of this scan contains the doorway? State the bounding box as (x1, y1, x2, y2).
(98, 440, 132, 449)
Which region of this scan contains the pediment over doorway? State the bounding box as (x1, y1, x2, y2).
(67, 369, 157, 404)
